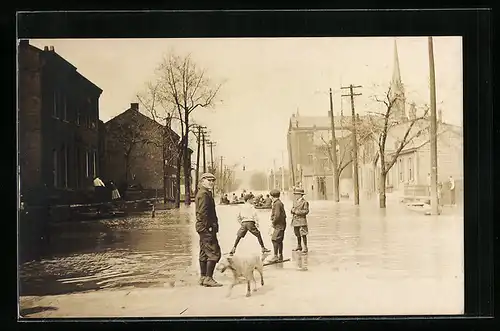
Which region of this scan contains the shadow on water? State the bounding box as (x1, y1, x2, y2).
(19, 207, 195, 296)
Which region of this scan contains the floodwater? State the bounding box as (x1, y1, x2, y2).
(19, 196, 464, 297)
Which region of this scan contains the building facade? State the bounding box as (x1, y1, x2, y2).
(18, 40, 103, 205)
(287, 114, 359, 200)
(358, 121, 463, 205)
(103, 103, 181, 201)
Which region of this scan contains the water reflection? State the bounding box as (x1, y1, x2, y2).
(20, 199, 463, 297)
(20, 208, 194, 296)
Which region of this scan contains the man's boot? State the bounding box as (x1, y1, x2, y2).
(199, 260, 207, 286)
(302, 236, 308, 253)
(278, 242, 284, 261)
(292, 236, 302, 251)
(203, 260, 223, 287)
(256, 233, 271, 253)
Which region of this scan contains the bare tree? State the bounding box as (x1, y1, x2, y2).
(105, 111, 162, 186)
(153, 52, 223, 206)
(136, 82, 184, 207)
(365, 86, 430, 208)
(319, 118, 372, 197)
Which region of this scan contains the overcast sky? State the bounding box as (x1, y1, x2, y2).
(30, 37, 462, 173)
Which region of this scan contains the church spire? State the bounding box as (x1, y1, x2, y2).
(390, 38, 406, 120)
(391, 39, 404, 93)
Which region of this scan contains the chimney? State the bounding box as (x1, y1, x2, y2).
(130, 103, 139, 111)
(49, 46, 54, 51)
(44, 46, 49, 51)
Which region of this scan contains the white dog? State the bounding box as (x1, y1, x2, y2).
(217, 253, 268, 297)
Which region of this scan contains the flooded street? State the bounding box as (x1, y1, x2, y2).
(19, 197, 463, 298)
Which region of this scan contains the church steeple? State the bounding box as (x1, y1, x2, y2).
(390, 39, 406, 121)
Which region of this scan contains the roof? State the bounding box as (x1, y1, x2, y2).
(105, 106, 181, 141)
(288, 115, 370, 131)
(21, 40, 102, 94)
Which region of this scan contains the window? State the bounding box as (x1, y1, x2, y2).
(61, 145, 68, 188)
(93, 150, 97, 177)
(52, 149, 58, 187)
(53, 91, 59, 118)
(76, 107, 81, 125)
(307, 154, 314, 165)
(408, 157, 413, 181)
(85, 150, 90, 178)
(398, 158, 403, 182)
(62, 95, 68, 121)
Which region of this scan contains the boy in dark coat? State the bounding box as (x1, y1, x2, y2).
(268, 189, 286, 263)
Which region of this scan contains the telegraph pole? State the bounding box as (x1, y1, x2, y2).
(202, 130, 207, 173)
(329, 88, 340, 202)
(273, 159, 277, 189)
(281, 151, 285, 193)
(207, 141, 216, 173)
(341, 84, 362, 205)
(194, 125, 203, 193)
(220, 156, 224, 193)
(428, 37, 439, 215)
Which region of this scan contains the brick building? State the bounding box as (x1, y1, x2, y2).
(18, 40, 103, 205)
(103, 103, 185, 201)
(287, 113, 359, 200)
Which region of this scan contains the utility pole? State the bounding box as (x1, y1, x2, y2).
(219, 156, 226, 193)
(206, 141, 216, 173)
(281, 151, 285, 193)
(329, 88, 340, 202)
(194, 125, 203, 193)
(267, 169, 270, 191)
(342, 84, 362, 205)
(273, 159, 277, 189)
(202, 130, 207, 173)
(428, 37, 439, 215)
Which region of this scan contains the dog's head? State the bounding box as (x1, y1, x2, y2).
(216, 255, 234, 273)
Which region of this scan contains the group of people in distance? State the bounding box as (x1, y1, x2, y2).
(195, 172, 310, 287)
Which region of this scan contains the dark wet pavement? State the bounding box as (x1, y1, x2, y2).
(19, 196, 463, 297)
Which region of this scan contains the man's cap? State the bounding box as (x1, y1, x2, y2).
(269, 189, 280, 197)
(200, 173, 216, 180)
(293, 188, 305, 195)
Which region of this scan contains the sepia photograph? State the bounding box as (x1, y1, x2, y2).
(18, 36, 464, 318)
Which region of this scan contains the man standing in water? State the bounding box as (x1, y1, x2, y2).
(291, 188, 309, 253)
(195, 173, 223, 287)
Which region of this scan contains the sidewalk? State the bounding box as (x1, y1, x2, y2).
(20, 259, 463, 318)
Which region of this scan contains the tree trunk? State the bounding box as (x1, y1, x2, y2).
(378, 172, 387, 208)
(183, 112, 191, 206)
(174, 155, 182, 208)
(334, 173, 340, 202)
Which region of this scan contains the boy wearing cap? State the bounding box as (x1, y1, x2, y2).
(268, 189, 286, 263)
(291, 188, 309, 253)
(195, 172, 223, 287)
(229, 194, 271, 255)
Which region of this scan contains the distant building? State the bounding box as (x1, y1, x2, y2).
(287, 113, 367, 200)
(18, 40, 103, 205)
(358, 120, 463, 205)
(103, 103, 182, 201)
